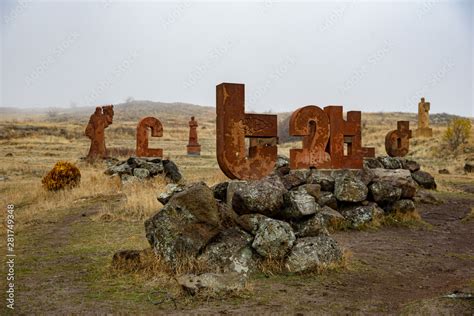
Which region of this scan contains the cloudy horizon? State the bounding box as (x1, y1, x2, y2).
(1, 0, 473, 116)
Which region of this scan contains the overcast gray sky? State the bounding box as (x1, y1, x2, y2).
(1, 0, 472, 116)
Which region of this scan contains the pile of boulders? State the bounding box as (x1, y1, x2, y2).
(119, 155, 438, 294)
(105, 157, 182, 183)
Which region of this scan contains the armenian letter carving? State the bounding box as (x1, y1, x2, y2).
(385, 121, 412, 157)
(136, 117, 164, 157)
(216, 83, 278, 180)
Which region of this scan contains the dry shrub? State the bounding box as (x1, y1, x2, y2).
(443, 118, 472, 151)
(41, 161, 81, 191)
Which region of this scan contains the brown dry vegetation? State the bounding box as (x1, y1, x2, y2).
(0, 104, 473, 314)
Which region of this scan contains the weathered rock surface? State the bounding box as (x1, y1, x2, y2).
(251, 218, 295, 259)
(237, 213, 269, 235)
(378, 156, 403, 169)
(340, 203, 383, 228)
(198, 227, 257, 275)
(411, 170, 437, 189)
(316, 191, 337, 210)
(232, 175, 287, 217)
(369, 180, 402, 204)
(177, 272, 247, 295)
(133, 167, 150, 179)
(297, 184, 322, 200)
(145, 183, 221, 264)
(281, 189, 319, 220)
(281, 173, 307, 190)
(401, 159, 421, 172)
(212, 181, 229, 201)
(334, 172, 368, 202)
(371, 168, 412, 180)
(285, 236, 343, 273)
(292, 213, 329, 237)
(163, 159, 182, 183)
(307, 171, 335, 191)
(157, 183, 184, 205)
(364, 157, 384, 169)
(105, 156, 181, 183)
(320, 206, 345, 227)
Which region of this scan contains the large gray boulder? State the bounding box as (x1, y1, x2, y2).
(285, 236, 343, 273)
(340, 203, 383, 228)
(297, 184, 322, 200)
(198, 227, 257, 275)
(371, 168, 412, 180)
(251, 218, 295, 259)
(334, 172, 368, 202)
(237, 213, 269, 235)
(281, 173, 306, 190)
(320, 206, 345, 227)
(212, 181, 229, 201)
(369, 180, 402, 204)
(317, 191, 338, 209)
(144, 182, 221, 264)
(401, 159, 420, 172)
(364, 158, 384, 169)
(292, 213, 329, 237)
(162, 160, 182, 183)
(133, 167, 150, 179)
(231, 175, 287, 217)
(280, 189, 319, 220)
(157, 183, 184, 205)
(411, 170, 437, 189)
(377, 156, 403, 169)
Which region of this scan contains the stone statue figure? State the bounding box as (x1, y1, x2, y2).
(85, 105, 114, 160)
(187, 116, 201, 156)
(416, 97, 432, 137)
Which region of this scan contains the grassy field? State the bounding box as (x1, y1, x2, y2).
(0, 104, 473, 314)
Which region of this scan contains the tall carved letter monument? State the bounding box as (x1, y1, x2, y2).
(85, 105, 114, 160)
(416, 97, 432, 137)
(187, 116, 201, 156)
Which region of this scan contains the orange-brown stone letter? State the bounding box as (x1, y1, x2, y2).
(324, 106, 375, 169)
(136, 117, 163, 157)
(385, 121, 412, 157)
(289, 105, 331, 169)
(216, 83, 277, 180)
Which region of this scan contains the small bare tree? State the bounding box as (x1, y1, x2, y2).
(443, 118, 472, 150)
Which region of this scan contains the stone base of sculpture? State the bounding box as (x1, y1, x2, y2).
(187, 144, 201, 156)
(415, 127, 432, 137)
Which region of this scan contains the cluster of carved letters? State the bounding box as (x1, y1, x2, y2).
(85, 82, 414, 180)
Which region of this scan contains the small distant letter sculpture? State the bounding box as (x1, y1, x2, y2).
(187, 116, 201, 156)
(416, 97, 432, 137)
(85, 105, 114, 161)
(385, 121, 412, 157)
(136, 117, 163, 157)
(216, 83, 278, 180)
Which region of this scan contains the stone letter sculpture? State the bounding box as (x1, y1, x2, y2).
(290, 105, 374, 169)
(385, 121, 412, 157)
(289, 105, 331, 169)
(324, 106, 375, 169)
(187, 116, 201, 156)
(136, 117, 163, 157)
(416, 97, 432, 137)
(85, 105, 114, 161)
(216, 83, 278, 180)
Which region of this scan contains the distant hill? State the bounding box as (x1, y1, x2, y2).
(0, 101, 216, 124)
